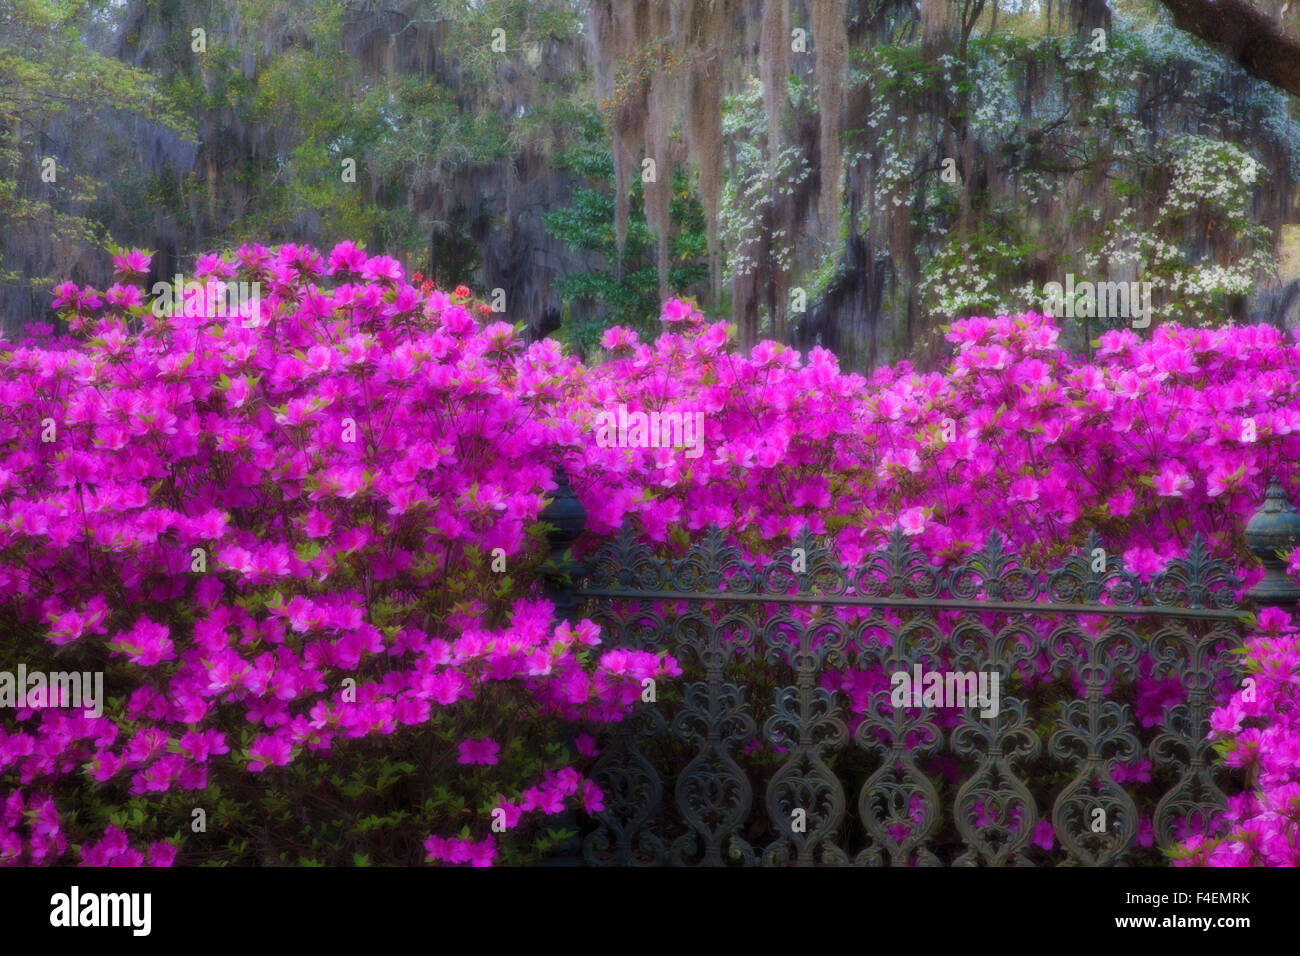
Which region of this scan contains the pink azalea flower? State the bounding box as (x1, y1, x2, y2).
(1031, 820, 1055, 852)
(457, 737, 500, 765)
(1153, 464, 1193, 497)
(897, 506, 929, 537)
(659, 298, 697, 323)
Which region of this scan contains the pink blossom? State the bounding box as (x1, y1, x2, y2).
(456, 737, 500, 766)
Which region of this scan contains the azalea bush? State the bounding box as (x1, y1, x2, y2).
(2, 240, 1299, 866)
(569, 303, 1299, 563)
(1174, 606, 1300, 866)
(559, 300, 1300, 864)
(0, 244, 678, 866)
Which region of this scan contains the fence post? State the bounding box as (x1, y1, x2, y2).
(538, 465, 587, 866)
(540, 465, 587, 624)
(1244, 476, 1300, 609)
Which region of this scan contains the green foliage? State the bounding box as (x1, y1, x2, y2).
(544, 108, 710, 354)
(0, 0, 196, 299)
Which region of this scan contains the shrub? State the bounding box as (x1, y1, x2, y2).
(4, 243, 1299, 865)
(0, 244, 676, 866)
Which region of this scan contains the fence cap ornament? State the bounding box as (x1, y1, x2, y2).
(541, 466, 588, 624)
(540, 466, 586, 541)
(1244, 476, 1300, 607)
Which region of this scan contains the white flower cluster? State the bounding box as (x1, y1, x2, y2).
(719, 79, 813, 282)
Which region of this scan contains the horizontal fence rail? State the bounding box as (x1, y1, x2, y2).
(563, 515, 1254, 866)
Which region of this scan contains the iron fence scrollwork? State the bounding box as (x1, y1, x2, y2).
(553, 475, 1291, 866)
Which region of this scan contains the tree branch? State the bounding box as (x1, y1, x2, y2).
(1158, 0, 1300, 97)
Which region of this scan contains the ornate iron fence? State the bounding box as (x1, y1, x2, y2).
(539, 472, 1300, 866)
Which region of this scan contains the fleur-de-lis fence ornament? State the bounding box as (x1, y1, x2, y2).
(565, 468, 1260, 866)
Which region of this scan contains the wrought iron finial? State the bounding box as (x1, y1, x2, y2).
(541, 465, 587, 623)
(1244, 476, 1300, 608)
